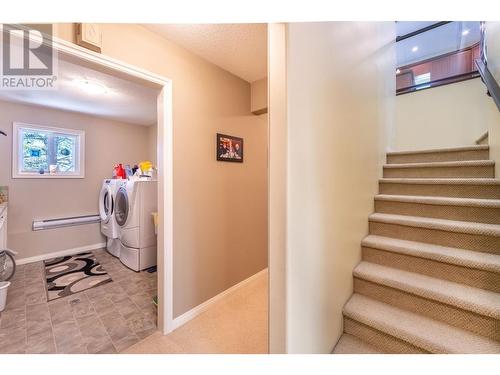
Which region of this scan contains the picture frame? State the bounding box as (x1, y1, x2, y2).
(216, 133, 244, 163)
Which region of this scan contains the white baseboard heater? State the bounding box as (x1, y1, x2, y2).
(32, 214, 100, 231)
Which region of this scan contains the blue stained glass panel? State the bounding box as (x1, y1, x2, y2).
(55, 135, 76, 172)
(22, 130, 48, 172)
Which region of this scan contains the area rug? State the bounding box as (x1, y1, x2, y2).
(44, 252, 112, 301)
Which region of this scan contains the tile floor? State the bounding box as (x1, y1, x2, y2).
(0, 249, 157, 354)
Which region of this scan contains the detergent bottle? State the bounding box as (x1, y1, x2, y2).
(113, 164, 126, 179)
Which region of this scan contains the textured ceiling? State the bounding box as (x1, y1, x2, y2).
(144, 23, 267, 83)
(0, 55, 159, 125)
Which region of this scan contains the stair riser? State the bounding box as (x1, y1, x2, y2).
(375, 200, 500, 224)
(383, 166, 495, 178)
(354, 278, 500, 341)
(343, 317, 426, 354)
(369, 221, 500, 254)
(362, 247, 500, 293)
(379, 183, 500, 199)
(387, 150, 490, 164)
(333, 334, 381, 354)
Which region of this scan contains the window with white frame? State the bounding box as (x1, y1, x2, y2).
(414, 72, 431, 89)
(12, 122, 85, 178)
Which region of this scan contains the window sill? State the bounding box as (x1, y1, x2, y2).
(12, 173, 85, 179)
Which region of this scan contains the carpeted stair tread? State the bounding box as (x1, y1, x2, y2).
(338, 144, 500, 354)
(369, 213, 500, 237)
(387, 145, 489, 156)
(374, 194, 500, 208)
(380, 178, 500, 185)
(386, 145, 490, 164)
(332, 333, 382, 354)
(361, 235, 500, 273)
(378, 178, 500, 199)
(343, 294, 500, 353)
(353, 261, 500, 319)
(384, 160, 495, 169)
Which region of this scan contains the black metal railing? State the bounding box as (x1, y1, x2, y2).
(396, 22, 452, 42)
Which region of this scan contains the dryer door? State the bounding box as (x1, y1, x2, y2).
(115, 186, 129, 227)
(108, 190, 115, 216)
(99, 185, 113, 222)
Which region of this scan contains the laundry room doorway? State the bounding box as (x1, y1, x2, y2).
(13, 33, 173, 334)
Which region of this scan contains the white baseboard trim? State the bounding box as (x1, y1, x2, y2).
(16, 242, 106, 265)
(171, 267, 268, 331)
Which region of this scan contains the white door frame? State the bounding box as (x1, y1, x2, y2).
(19, 30, 175, 334)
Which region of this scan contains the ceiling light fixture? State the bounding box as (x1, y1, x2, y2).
(412, 46, 419, 52)
(462, 29, 470, 36)
(396, 69, 401, 74)
(74, 79, 108, 95)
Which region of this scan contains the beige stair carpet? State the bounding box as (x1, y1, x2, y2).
(361, 235, 500, 292)
(333, 333, 381, 354)
(343, 294, 500, 354)
(383, 160, 495, 179)
(379, 178, 500, 199)
(335, 144, 500, 354)
(386, 145, 490, 164)
(374, 194, 500, 224)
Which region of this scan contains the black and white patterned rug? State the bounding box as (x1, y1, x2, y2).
(44, 252, 112, 301)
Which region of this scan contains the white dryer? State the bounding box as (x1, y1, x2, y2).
(115, 180, 157, 271)
(99, 179, 121, 257)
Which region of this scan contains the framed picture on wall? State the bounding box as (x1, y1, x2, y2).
(216, 133, 244, 163)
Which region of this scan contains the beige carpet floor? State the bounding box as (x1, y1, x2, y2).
(335, 144, 500, 354)
(122, 270, 268, 354)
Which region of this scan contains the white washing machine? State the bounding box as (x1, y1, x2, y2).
(115, 180, 157, 271)
(99, 179, 122, 257)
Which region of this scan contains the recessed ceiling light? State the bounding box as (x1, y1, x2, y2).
(396, 69, 401, 74)
(412, 46, 419, 52)
(73, 79, 108, 95)
(462, 29, 470, 36)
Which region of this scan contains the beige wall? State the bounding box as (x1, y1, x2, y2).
(394, 79, 490, 151)
(54, 24, 268, 318)
(177, 113, 268, 312)
(268, 22, 395, 353)
(268, 23, 288, 354)
(148, 124, 158, 165)
(487, 22, 500, 83)
(251, 78, 268, 114)
(486, 22, 500, 177)
(0, 100, 151, 260)
(488, 104, 500, 177)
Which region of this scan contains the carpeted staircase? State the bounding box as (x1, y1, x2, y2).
(333, 144, 500, 354)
